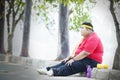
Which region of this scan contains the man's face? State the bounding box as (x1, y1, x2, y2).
(80, 27, 89, 37)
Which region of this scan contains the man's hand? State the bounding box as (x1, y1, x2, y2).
(66, 59, 74, 66)
(62, 56, 72, 62)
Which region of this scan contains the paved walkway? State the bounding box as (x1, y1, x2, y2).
(0, 61, 96, 80)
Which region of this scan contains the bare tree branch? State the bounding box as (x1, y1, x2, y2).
(12, 9, 24, 32)
(12, 0, 15, 27)
(6, 0, 11, 34)
(15, 0, 22, 16)
(15, 9, 24, 25)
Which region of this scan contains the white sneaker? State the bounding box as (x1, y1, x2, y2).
(37, 68, 48, 75)
(37, 68, 53, 76)
(46, 69, 53, 76)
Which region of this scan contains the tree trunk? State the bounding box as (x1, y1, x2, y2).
(56, 4, 69, 60)
(7, 34, 13, 55)
(21, 0, 32, 57)
(0, 0, 5, 54)
(109, 0, 120, 70)
(113, 46, 120, 70)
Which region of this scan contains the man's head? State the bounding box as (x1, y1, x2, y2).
(80, 22, 94, 37)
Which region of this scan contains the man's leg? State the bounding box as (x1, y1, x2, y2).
(69, 58, 99, 75)
(52, 59, 89, 76)
(38, 57, 99, 76)
(46, 61, 66, 71)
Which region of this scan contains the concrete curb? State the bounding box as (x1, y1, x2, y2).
(0, 54, 60, 68)
(91, 66, 120, 80)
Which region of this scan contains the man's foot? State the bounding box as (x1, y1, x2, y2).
(47, 69, 53, 76)
(37, 68, 53, 76)
(37, 68, 48, 75)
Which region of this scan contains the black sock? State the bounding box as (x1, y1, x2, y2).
(46, 67, 51, 71)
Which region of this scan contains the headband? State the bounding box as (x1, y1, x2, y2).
(82, 24, 92, 29)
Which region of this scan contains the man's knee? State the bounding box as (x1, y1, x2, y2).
(53, 65, 72, 76)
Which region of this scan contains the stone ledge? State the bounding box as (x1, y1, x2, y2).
(92, 68, 120, 80)
(92, 68, 109, 80)
(109, 69, 120, 80)
(0, 54, 5, 61)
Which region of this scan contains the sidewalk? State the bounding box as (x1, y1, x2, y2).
(0, 61, 96, 80)
(0, 54, 120, 80)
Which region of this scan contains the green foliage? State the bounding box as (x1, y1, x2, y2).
(69, 0, 95, 31)
(45, 0, 54, 3)
(89, 0, 96, 3)
(114, 0, 120, 3)
(33, 0, 96, 31)
(14, 0, 25, 10)
(59, 0, 69, 6)
(77, 0, 84, 4)
(21, 2, 26, 7)
(33, 0, 56, 29)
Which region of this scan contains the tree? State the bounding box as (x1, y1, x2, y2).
(20, 0, 32, 57)
(6, 0, 25, 54)
(56, 3, 69, 60)
(109, 0, 120, 70)
(0, 0, 5, 54)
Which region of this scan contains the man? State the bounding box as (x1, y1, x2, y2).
(38, 22, 104, 76)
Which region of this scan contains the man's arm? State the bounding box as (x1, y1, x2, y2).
(66, 51, 90, 66)
(73, 50, 90, 61)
